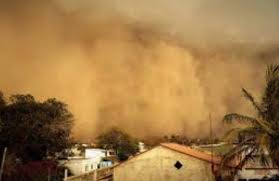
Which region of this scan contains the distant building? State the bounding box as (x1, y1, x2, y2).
(59, 147, 115, 176)
(60, 157, 98, 175)
(113, 143, 228, 181)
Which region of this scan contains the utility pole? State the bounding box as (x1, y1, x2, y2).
(0, 147, 7, 181)
(209, 114, 214, 172)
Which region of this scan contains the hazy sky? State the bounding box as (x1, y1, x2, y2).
(0, 0, 278, 141)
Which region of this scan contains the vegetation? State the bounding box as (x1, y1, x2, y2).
(197, 144, 233, 156)
(0, 92, 74, 162)
(222, 64, 279, 168)
(97, 127, 139, 161)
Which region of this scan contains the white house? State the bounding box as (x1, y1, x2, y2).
(60, 148, 114, 176)
(60, 157, 98, 175)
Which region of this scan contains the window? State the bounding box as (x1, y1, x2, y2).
(85, 165, 89, 172)
(91, 164, 93, 170)
(174, 161, 183, 169)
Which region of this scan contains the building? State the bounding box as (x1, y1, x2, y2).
(60, 157, 98, 175)
(60, 148, 114, 176)
(197, 143, 279, 180)
(233, 153, 279, 180)
(113, 143, 226, 181)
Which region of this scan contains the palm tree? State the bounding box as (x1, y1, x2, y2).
(222, 64, 279, 168)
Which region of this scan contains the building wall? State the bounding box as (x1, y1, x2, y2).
(85, 149, 106, 159)
(236, 168, 279, 180)
(113, 146, 215, 181)
(60, 158, 99, 175)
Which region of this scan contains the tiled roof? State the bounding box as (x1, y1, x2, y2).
(160, 143, 222, 165)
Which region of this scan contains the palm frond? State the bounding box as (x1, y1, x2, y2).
(222, 127, 255, 142)
(262, 64, 279, 122)
(266, 64, 279, 83)
(242, 88, 264, 116)
(223, 113, 276, 135)
(259, 153, 270, 167)
(236, 147, 257, 169)
(256, 119, 276, 136)
(257, 133, 269, 150)
(254, 133, 271, 167)
(221, 144, 251, 169)
(221, 137, 255, 168)
(223, 113, 257, 124)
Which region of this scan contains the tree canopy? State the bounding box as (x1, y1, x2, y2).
(0, 92, 74, 162)
(97, 127, 139, 161)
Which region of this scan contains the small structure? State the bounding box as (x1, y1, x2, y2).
(113, 143, 227, 181)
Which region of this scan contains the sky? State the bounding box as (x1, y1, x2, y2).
(0, 0, 278, 141)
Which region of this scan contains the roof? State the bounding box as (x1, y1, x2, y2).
(160, 143, 222, 165)
(113, 143, 236, 169)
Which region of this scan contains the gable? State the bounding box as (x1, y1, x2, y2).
(114, 145, 213, 171)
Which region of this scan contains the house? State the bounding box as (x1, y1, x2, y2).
(197, 143, 279, 180)
(113, 143, 228, 181)
(59, 147, 114, 176)
(60, 157, 98, 175)
(233, 153, 279, 181)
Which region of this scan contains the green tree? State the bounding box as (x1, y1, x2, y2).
(0, 93, 74, 162)
(97, 127, 139, 161)
(222, 64, 279, 168)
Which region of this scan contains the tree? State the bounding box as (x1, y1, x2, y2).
(0, 91, 6, 109)
(222, 64, 279, 168)
(0, 93, 74, 162)
(97, 127, 139, 161)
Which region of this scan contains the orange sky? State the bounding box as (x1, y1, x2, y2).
(0, 0, 278, 141)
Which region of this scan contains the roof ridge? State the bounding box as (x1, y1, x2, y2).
(160, 143, 221, 164)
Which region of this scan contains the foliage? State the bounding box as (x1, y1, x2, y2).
(0, 93, 74, 162)
(161, 134, 220, 146)
(198, 144, 233, 156)
(222, 64, 279, 168)
(97, 127, 139, 161)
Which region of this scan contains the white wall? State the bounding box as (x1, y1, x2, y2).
(236, 168, 279, 180)
(60, 158, 99, 175)
(60, 148, 112, 176)
(114, 146, 215, 181)
(85, 149, 106, 159)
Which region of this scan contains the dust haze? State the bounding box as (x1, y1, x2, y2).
(0, 0, 278, 141)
